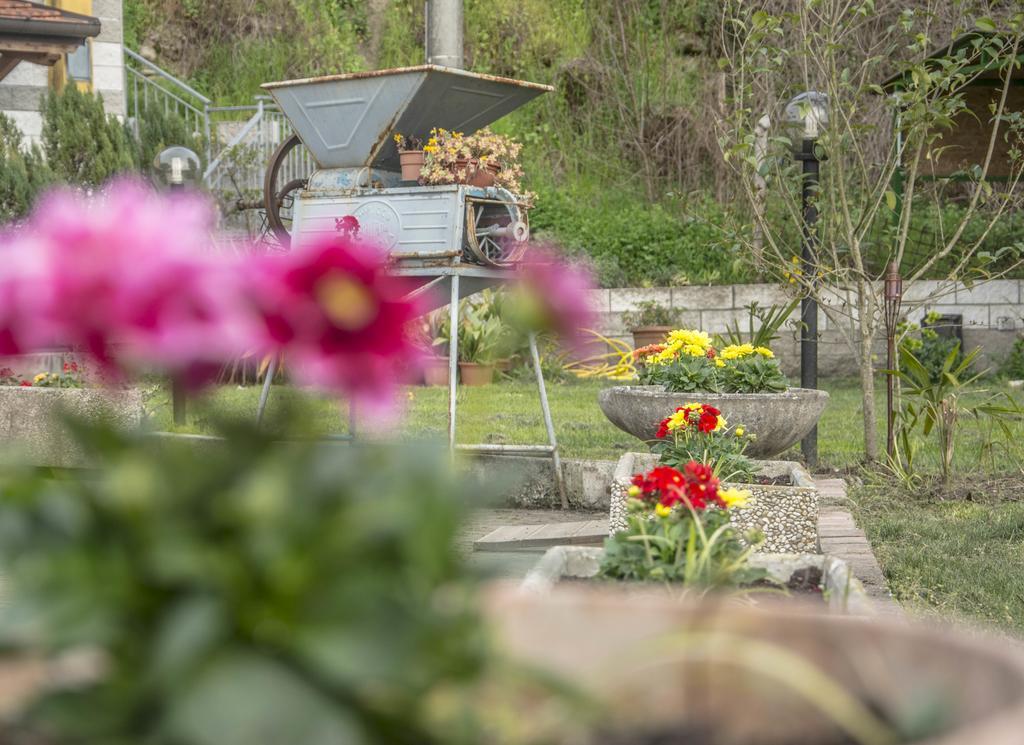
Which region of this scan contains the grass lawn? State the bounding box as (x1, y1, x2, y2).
(146, 374, 1024, 633)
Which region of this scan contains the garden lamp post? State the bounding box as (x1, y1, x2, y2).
(153, 146, 201, 426)
(783, 91, 829, 468)
(884, 261, 903, 460)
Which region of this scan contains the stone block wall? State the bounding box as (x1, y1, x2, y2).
(589, 280, 1024, 377)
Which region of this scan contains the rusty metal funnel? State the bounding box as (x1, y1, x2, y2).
(262, 65, 552, 171)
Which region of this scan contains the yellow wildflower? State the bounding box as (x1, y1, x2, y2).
(682, 343, 706, 358)
(715, 415, 727, 431)
(627, 485, 641, 498)
(33, 373, 47, 383)
(719, 488, 750, 509)
(715, 357, 726, 368)
(665, 410, 690, 431)
(735, 426, 745, 437)
(655, 503, 673, 518)
(754, 346, 774, 358)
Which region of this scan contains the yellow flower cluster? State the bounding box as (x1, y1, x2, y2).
(719, 487, 750, 509)
(720, 343, 775, 361)
(648, 328, 711, 364)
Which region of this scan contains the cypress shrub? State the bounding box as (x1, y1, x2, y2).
(0, 113, 54, 222)
(41, 85, 135, 187)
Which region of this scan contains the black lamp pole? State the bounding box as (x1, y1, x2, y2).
(796, 138, 820, 467)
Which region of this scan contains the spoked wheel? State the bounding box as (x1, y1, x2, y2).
(263, 134, 311, 247)
(463, 188, 530, 267)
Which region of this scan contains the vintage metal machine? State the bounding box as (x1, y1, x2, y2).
(256, 65, 567, 503)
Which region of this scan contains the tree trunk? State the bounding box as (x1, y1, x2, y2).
(856, 282, 879, 461)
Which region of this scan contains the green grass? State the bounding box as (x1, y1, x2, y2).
(147, 375, 1024, 470)
(148, 373, 1024, 633)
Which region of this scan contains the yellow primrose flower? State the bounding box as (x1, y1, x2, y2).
(715, 357, 726, 368)
(666, 410, 690, 431)
(754, 346, 774, 358)
(655, 503, 673, 518)
(682, 343, 706, 358)
(628, 485, 642, 498)
(33, 373, 47, 383)
(735, 426, 745, 437)
(715, 415, 727, 431)
(720, 343, 754, 360)
(719, 488, 750, 509)
(667, 328, 711, 350)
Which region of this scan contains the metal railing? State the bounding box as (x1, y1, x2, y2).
(124, 50, 313, 196)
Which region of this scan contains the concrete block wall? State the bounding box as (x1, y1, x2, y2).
(588, 280, 1024, 377)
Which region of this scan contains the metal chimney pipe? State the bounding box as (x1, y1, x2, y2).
(425, 0, 464, 69)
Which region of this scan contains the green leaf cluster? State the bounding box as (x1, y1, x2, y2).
(0, 414, 493, 744)
(0, 113, 53, 222)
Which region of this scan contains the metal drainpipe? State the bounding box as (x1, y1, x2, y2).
(425, 0, 464, 69)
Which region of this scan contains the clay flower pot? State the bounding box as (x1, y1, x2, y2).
(454, 158, 500, 188)
(631, 325, 674, 349)
(398, 150, 425, 182)
(423, 356, 450, 386)
(458, 362, 495, 386)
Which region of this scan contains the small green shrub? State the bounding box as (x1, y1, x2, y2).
(42, 85, 135, 187)
(135, 101, 207, 175)
(898, 312, 963, 384)
(1001, 336, 1024, 380)
(0, 113, 53, 222)
(622, 300, 680, 329)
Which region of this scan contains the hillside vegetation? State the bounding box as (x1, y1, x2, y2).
(123, 0, 748, 287)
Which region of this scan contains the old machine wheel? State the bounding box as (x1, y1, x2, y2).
(263, 134, 308, 246)
(462, 188, 530, 267)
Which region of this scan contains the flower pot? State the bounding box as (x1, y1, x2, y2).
(485, 587, 1024, 745)
(454, 158, 499, 187)
(398, 150, 425, 182)
(495, 358, 513, 373)
(423, 357, 451, 386)
(631, 326, 674, 349)
(597, 386, 829, 458)
(458, 362, 494, 386)
(0, 386, 143, 468)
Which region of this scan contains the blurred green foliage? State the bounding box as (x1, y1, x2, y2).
(0, 113, 54, 222)
(0, 414, 493, 744)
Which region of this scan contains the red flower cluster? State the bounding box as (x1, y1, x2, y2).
(629, 461, 723, 510)
(633, 343, 665, 360)
(655, 403, 723, 439)
(63, 361, 78, 374)
(0, 367, 12, 378)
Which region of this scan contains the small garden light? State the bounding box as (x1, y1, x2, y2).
(884, 261, 903, 460)
(153, 145, 201, 426)
(783, 91, 829, 467)
(153, 146, 200, 188)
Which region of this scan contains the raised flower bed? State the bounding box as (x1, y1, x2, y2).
(599, 328, 828, 457)
(521, 545, 871, 614)
(609, 451, 818, 553)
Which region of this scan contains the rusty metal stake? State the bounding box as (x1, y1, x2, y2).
(529, 333, 567, 509)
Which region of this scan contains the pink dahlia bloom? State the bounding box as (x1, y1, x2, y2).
(0, 181, 252, 385)
(245, 236, 424, 412)
(513, 242, 596, 352)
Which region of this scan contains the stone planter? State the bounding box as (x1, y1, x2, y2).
(485, 585, 1024, 745)
(521, 545, 871, 614)
(0, 386, 144, 468)
(609, 452, 818, 553)
(598, 385, 829, 458)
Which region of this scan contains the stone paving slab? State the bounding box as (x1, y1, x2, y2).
(474, 519, 608, 552)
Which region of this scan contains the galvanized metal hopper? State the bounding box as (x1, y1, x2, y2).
(262, 65, 553, 171)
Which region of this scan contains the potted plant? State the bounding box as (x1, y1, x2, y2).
(420, 309, 452, 386)
(421, 127, 529, 193)
(393, 133, 425, 182)
(599, 328, 829, 457)
(622, 300, 680, 349)
(457, 305, 503, 386)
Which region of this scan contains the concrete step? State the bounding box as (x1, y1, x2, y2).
(474, 519, 608, 552)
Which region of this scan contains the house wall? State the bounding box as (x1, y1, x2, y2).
(0, 0, 124, 146)
(587, 280, 1024, 377)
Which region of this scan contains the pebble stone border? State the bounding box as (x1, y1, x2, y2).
(609, 452, 818, 554)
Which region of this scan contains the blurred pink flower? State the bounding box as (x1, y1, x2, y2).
(0, 181, 252, 386)
(245, 235, 424, 412)
(513, 242, 597, 352)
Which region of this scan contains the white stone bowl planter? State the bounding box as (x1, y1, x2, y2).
(0, 386, 144, 468)
(608, 452, 818, 554)
(598, 385, 829, 458)
(520, 545, 873, 615)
